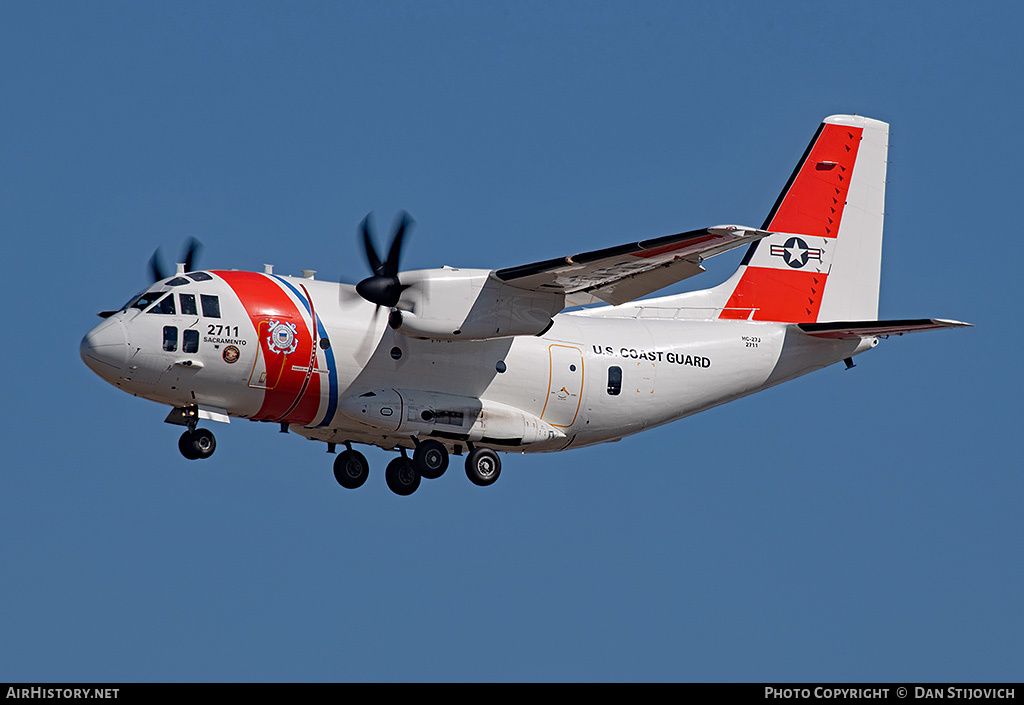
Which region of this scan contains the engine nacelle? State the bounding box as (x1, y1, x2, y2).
(337, 388, 565, 446)
(390, 268, 564, 341)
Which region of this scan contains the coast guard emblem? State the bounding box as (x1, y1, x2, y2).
(266, 320, 299, 355)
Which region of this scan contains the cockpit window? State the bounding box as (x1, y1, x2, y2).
(201, 294, 220, 318)
(188, 272, 213, 282)
(166, 277, 190, 286)
(146, 293, 176, 315)
(130, 291, 166, 312)
(119, 289, 147, 312)
(179, 293, 198, 316)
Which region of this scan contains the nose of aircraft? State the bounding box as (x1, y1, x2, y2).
(80, 318, 128, 383)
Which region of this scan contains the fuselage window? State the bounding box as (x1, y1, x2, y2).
(201, 294, 220, 318)
(188, 272, 213, 282)
(163, 326, 178, 352)
(147, 293, 176, 315)
(166, 277, 190, 286)
(607, 366, 622, 396)
(182, 329, 199, 353)
(180, 293, 198, 316)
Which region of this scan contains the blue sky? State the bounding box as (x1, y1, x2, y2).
(1, 1, 1019, 682)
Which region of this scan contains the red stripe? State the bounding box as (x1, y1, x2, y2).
(766, 123, 862, 238)
(216, 271, 319, 425)
(720, 268, 828, 322)
(632, 233, 716, 259)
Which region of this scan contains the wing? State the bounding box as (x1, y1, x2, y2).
(493, 225, 770, 306)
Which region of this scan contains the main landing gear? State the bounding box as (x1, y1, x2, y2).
(465, 446, 501, 487)
(333, 447, 370, 489)
(331, 440, 501, 496)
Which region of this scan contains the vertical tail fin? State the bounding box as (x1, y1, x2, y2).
(717, 115, 889, 323)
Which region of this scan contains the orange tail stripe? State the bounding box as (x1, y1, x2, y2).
(719, 268, 827, 321)
(767, 122, 862, 237)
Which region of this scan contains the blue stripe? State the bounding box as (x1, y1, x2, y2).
(272, 276, 339, 428)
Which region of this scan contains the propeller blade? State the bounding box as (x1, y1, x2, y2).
(338, 282, 365, 306)
(360, 214, 384, 276)
(182, 238, 203, 273)
(149, 249, 168, 283)
(351, 304, 387, 366)
(148, 238, 204, 283)
(384, 211, 413, 276)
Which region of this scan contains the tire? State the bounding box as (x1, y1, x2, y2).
(413, 439, 449, 480)
(465, 447, 501, 487)
(333, 449, 369, 489)
(385, 457, 420, 496)
(190, 428, 216, 459)
(178, 430, 199, 460)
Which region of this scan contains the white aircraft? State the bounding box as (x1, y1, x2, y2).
(81, 115, 969, 495)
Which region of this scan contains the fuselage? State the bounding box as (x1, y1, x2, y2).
(80, 269, 874, 454)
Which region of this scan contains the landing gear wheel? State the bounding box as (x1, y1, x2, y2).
(178, 430, 199, 460)
(179, 428, 216, 460)
(333, 449, 369, 489)
(465, 447, 501, 486)
(385, 457, 421, 496)
(413, 439, 449, 480)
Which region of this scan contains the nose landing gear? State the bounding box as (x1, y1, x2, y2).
(178, 427, 216, 460)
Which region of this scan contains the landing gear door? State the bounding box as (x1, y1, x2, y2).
(541, 344, 584, 428)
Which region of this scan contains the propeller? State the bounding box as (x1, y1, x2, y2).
(354, 211, 413, 308)
(148, 237, 203, 283)
(338, 211, 414, 363)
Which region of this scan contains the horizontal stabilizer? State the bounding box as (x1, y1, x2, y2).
(797, 318, 972, 339)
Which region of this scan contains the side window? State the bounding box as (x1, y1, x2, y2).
(163, 326, 178, 352)
(201, 294, 220, 318)
(148, 293, 176, 315)
(607, 366, 622, 396)
(182, 329, 199, 354)
(180, 293, 197, 316)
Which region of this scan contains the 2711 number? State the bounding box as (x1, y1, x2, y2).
(208, 324, 240, 337)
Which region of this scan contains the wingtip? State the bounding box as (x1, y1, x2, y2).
(932, 318, 974, 328)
